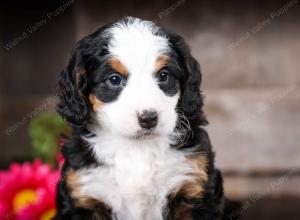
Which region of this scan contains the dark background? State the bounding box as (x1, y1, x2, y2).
(1, 0, 300, 219)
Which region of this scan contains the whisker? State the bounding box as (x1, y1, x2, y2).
(171, 109, 193, 147)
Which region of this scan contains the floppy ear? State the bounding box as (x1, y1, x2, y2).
(169, 33, 208, 127)
(181, 56, 208, 126)
(57, 38, 91, 132)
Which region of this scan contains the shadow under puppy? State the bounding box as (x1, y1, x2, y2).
(55, 17, 225, 220)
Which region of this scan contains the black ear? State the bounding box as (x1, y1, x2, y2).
(169, 33, 208, 127)
(57, 38, 91, 132)
(181, 56, 208, 126)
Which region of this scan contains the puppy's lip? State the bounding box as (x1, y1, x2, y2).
(130, 128, 158, 139)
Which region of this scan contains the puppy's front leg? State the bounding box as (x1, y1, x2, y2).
(167, 169, 224, 220)
(56, 168, 112, 220)
(165, 153, 209, 220)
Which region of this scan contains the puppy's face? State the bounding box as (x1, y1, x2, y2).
(58, 17, 204, 141)
(89, 22, 182, 138)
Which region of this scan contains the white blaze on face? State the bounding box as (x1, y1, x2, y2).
(96, 18, 179, 138)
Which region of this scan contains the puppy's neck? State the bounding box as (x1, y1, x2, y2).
(83, 129, 174, 165)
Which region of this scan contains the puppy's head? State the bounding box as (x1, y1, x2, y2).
(57, 17, 206, 141)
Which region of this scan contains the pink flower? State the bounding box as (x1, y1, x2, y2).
(0, 160, 59, 220)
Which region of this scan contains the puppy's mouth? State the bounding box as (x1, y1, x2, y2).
(132, 128, 157, 139)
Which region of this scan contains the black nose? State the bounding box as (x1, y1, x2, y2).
(138, 110, 158, 129)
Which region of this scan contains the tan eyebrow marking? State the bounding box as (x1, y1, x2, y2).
(89, 94, 103, 111)
(108, 58, 129, 77)
(155, 55, 169, 72)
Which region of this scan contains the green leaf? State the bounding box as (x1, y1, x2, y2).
(29, 112, 68, 166)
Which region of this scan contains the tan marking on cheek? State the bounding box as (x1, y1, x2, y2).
(89, 94, 103, 111)
(66, 169, 111, 212)
(155, 55, 169, 72)
(108, 58, 128, 77)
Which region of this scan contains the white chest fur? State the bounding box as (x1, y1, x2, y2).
(76, 134, 196, 220)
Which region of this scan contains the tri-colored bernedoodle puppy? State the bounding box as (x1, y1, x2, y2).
(55, 17, 228, 220)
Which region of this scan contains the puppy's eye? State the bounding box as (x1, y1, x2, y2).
(107, 74, 125, 87)
(156, 70, 169, 83)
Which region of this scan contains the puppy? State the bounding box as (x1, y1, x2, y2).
(55, 17, 225, 220)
